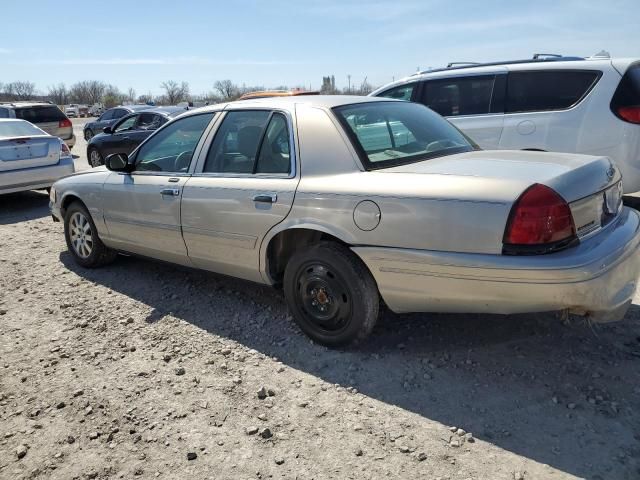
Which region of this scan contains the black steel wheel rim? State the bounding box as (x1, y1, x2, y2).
(294, 261, 352, 334)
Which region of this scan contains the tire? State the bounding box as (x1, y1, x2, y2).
(88, 147, 103, 168)
(84, 129, 94, 141)
(283, 241, 379, 347)
(64, 202, 117, 268)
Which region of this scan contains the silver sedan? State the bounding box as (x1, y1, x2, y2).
(50, 96, 640, 346)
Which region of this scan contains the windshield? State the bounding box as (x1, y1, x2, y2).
(0, 120, 47, 139)
(333, 101, 473, 169)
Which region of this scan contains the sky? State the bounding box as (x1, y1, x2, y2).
(1, 0, 638, 97)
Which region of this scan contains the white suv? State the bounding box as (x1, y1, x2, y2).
(371, 54, 640, 193)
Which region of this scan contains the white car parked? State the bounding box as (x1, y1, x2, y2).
(371, 54, 640, 193)
(0, 119, 74, 195)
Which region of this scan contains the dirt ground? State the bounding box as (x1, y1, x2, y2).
(1, 191, 639, 480)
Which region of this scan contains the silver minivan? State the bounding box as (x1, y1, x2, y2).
(0, 102, 76, 149)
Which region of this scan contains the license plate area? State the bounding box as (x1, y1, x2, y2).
(571, 181, 623, 239)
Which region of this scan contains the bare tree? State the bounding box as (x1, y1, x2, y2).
(214, 80, 239, 100)
(48, 83, 68, 105)
(69, 80, 106, 105)
(7, 81, 37, 100)
(127, 87, 136, 104)
(103, 84, 127, 108)
(160, 81, 189, 105)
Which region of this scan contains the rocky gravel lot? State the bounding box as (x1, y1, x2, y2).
(1, 191, 640, 480)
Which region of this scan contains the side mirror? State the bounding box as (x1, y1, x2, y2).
(103, 126, 113, 134)
(105, 153, 132, 172)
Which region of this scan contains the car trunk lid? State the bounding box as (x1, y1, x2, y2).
(0, 136, 61, 171)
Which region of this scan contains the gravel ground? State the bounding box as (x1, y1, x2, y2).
(1, 192, 640, 480)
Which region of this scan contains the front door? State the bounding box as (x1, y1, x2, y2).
(101, 112, 216, 265)
(181, 109, 298, 283)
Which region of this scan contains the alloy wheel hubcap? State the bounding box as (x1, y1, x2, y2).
(69, 212, 93, 258)
(90, 150, 100, 167)
(296, 263, 351, 333)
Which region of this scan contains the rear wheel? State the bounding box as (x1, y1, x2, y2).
(283, 242, 379, 347)
(88, 148, 103, 168)
(64, 202, 116, 268)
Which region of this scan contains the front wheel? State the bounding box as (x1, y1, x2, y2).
(84, 129, 94, 141)
(64, 202, 116, 268)
(88, 148, 103, 168)
(284, 242, 379, 347)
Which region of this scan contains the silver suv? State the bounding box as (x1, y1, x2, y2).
(0, 101, 76, 149)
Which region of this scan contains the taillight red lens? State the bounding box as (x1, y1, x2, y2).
(59, 118, 72, 128)
(504, 184, 575, 246)
(617, 106, 640, 124)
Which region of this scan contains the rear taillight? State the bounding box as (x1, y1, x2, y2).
(617, 106, 640, 124)
(611, 62, 640, 124)
(60, 142, 71, 156)
(503, 184, 576, 254)
(59, 118, 72, 128)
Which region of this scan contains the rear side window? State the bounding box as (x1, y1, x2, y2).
(100, 110, 114, 121)
(506, 70, 600, 113)
(14, 106, 66, 123)
(137, 113, 163, 130)
(112, 109, 128, 119)
(610, 62, 640, 124)
(420, 75, 495, 117)
(0, 108, 9, 118)
(378, 84, 415, 101)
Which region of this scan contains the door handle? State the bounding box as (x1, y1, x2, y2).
(161, 188, 180, 197)
(252, 193, 277, 203)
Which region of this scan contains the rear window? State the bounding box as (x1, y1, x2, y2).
(420, 75, 496, 116)
(0, 120, 46, 138)
(333, 101, 473, 170)
(14, 106, 66, 123)
(506, 70, 600, 113)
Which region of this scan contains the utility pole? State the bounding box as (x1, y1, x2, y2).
(347, 74, 351, 94)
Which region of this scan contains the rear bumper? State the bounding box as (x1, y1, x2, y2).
(353, 207, 640, 321)
(63, 134, 76, 149)
(0, 157, 75, 195)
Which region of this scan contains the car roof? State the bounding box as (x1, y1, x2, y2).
(153, 106, 189, 116)
(370, 55, 640, 95)
(0, 101, 56, 108)
(187, 95, 398, 116)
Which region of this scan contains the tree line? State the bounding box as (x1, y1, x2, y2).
(0, 77, 375, 107)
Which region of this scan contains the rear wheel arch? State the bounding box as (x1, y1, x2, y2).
(263, 227, 355, 286)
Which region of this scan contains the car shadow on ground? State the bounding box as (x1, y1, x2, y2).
(59, 252, 640, 480)
(0, 191, 50, 225)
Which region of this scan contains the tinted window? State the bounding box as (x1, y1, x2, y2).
(506, 71, 600, 113)
(203, 110, 270, 174)
(334, 101, 473, 170)
(421, 76, 495, 116)
(137, 113, 162, 130)
(114, 115, 137, 133)
(378, 84, 415, 101)
(14, 106, 66, 123)
(0, 108, 10, 118)
(135, 113, 214, 173)
(99, 110, 113, 121)
(112, 109, 128, 119)
(255, 114, 291, 174)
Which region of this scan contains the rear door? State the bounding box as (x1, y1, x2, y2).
(499, 70, 602, 151)
(182, 109, 298, 283)
(418, 74, 505, 149)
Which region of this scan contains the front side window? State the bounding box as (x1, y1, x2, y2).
(112, 109, 127, 119)
(334, 101, 473, 169)
(0, 108, 10, 118)
(137, 113, 163, 130)
(203, 110, 271, 174)
(378, 84, 415, 101)
(99, 110, 113, 121)
(506, 70, 600, 113)
(421, 75, 495, 117)
(135, 113, 215, 173)
(114, 115, 137, 133)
